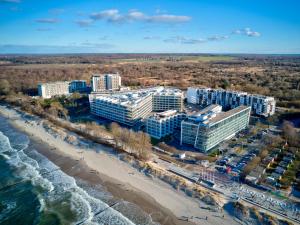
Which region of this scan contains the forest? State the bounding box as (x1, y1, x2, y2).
(0, 54, 300, 108)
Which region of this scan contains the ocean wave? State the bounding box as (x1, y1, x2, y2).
(0, 122, 138, 225)
(0, 200, 17, 221)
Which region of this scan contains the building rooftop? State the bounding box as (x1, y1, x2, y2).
(148, 110, 182, 121)
(189, 87, 275, 100)
(209, 105, 250, 124)
(152, 86, 183, 96)
(156, 110, 178, 117)
(89, 86, 183, 108)
(38, 81, 70, 86)
(93, 73, 120, 77)
(183, 105, 250, 126)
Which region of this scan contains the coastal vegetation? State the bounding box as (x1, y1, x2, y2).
(1, 92, 152, 161)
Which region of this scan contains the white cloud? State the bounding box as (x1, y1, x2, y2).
(80, 42, 116, 49)
(88, 9, 191, 24)
(143, 36, 160, 40)
(127, 10, 146, 20)
(147, 14, 191, 23)
(90, 9, 124, 23)
(35, 18, 60, 24)
(164, 36, 205, 44)
(207, 35, 229, 41)
(232, 28, 261, 37)
(75, 19, 93, 27)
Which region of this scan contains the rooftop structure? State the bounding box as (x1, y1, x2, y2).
(146, 110, 186, 139)
(187, 87, 276, 117)
(181, 105, 251, 152)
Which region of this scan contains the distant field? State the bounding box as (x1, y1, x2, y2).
(181, 55, 236, 62)
(112, 55, 237, 63)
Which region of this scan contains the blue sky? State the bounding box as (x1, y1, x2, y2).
(0, 0, 299, 54)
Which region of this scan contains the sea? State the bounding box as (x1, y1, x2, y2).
(0, 115, 157, 225)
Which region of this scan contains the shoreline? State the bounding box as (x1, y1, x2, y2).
(0, 105, 240, 225)
(28, 136, 187, 225)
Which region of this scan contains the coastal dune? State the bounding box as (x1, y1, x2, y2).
(0, 105, 240, 225)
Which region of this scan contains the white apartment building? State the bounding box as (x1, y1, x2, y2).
(187, 87, 276, 117)
(89, 91, 153, 126)
(38, 81, 70, 99)
(152, 88, 184, 112)
(91, 73, 121, 92)
(181, 105, 251, 152)
(146, 110, 186, 139)
(89, 86, 184, 126)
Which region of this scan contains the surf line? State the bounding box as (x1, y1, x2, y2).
(0, 168, 60, 191)
(75, 201, 122, 225)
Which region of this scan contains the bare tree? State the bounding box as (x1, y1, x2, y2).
(48, 102, 68, 119)
(109, 122, 122, 148)
(282, 120, 299, 146)
(0, 79, 11, 95)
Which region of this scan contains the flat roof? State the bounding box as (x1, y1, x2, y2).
(89, 86, 183, 107)
(209, 105, 250, 124)
(38, 81, 70, 85)
(183, 105, 250, 126)
(188, 87, 275, 100)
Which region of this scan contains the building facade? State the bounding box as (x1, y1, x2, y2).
(38, 81, 70, 99)
(152, 88, 184, 112)
(69, 80, 87, 93)
(89, 92, 153, 126)
(89, 86, 184, 126)
(91, 73, 121, 92)
(187, 87, 275, 117)
(181, 105, 251, 152)
(146, 110, 186, 139)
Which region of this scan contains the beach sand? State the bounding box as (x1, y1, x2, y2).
(29, 137, 190, 225)
(0, 105, 240, 225)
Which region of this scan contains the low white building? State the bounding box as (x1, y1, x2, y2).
(146, 110, 186, 139)
(38, 81, 70, 99)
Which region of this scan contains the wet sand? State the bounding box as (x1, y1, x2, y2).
(29, 136, 193, 225)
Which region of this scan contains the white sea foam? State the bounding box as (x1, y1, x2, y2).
(0, 200, 17, 221)
(0, 119, 140, 225)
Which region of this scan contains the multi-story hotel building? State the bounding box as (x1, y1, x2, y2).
(69, 80, 87, 93)
(89, 91, 153, 126)
(187, 87, 276, 117)
(91, 73, 121, 92)
(152, 88, 184, 112)
(146, 110, 186, 139)
(38, 81, 70, 99)
(89, 86, 184, 126)
(181, 105, 251, 152)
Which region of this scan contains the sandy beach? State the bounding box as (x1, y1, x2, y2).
(0, 105, 241, 225)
